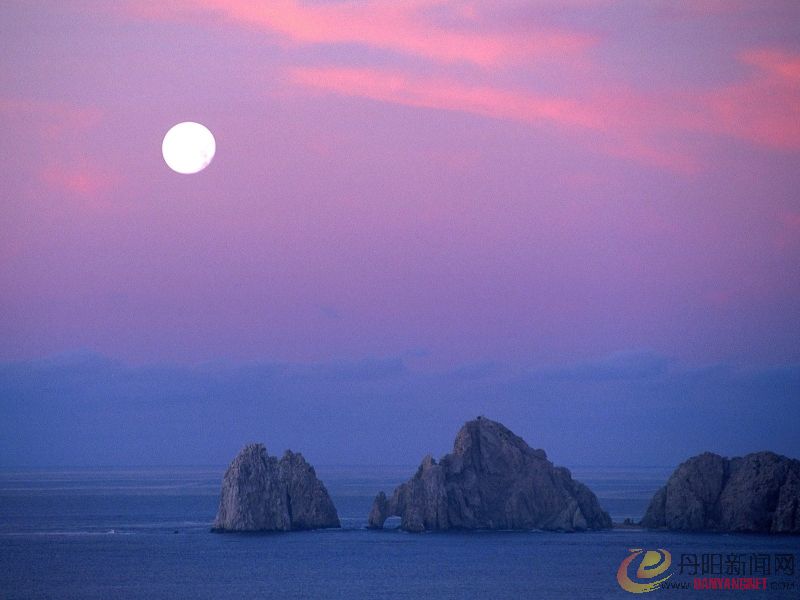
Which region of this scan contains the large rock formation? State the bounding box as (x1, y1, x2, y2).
(367, 417, 611, 532)
(213, 443, 340, 532)
(641, 451, 800, 533)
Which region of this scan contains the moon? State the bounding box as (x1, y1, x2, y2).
(162, 122, 216, 174)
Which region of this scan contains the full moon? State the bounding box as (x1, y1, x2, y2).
(162, 122, 216, 174)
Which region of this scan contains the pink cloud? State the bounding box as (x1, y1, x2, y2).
(741, 48, 800, 82)
(1, 97, 118, 204)
(289, 66, 701, 171)
(289, 39, 800, 171)
(704, 48, 800, 150)
(92, 3, 800, 170)
(40, 165, 118, 197)
(117, 0, 595, 67)
(291, 66, 604, 130)
(0, 97, 102, 141)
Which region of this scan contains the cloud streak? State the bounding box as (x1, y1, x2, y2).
(121, 0, 595, 67)
(1, 97, 118, 204)
(705, 48, 800, 150)
(0, 97, 102, 140)
(289, 45, 800, 170)
(286, 66, 691, 171)
(102, 1, 800, 171)
(290, 66, 604, 129)
(40, 164, 118, 196)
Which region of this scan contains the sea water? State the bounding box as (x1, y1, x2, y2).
(0, 466, 797, 599)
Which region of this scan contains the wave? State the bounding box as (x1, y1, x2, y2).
(0, 530, 136, 536)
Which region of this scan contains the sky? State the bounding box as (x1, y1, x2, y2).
(1, 0, 799, 468)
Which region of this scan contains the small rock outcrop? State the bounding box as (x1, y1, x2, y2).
(367, 417, 611, 532)
(641, 451, 800, 533)
(213, 443, 340, 532)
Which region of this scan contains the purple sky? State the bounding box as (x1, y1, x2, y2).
(1, 1, 799, 467)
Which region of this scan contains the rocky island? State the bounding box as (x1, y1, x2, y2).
(367, 417, 612, 532)
(641, 451, 800, 533)
(213, 443, 340, 532)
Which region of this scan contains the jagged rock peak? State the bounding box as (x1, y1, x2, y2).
(368, 417, 611, 532)
(452, 417, 548, 467)
(213, 442, 340, 532)
(641, 450, 800, 533)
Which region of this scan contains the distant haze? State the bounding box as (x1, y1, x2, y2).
(1, 2, 798, 467)
(1, 352, 797, 468)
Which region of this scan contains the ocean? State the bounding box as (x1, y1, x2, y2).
(0, 466, 797, 599)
